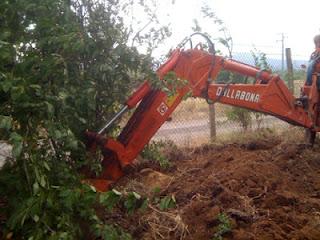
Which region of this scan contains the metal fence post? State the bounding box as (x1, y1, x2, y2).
(285, 48, 294, 94)
(209, 104, 216, 141)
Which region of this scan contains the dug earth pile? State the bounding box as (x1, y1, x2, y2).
(107, 137, 320, 240)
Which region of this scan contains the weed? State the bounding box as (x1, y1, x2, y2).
(212, 213, 232, 240)
(226, 107, 252, 131)
(141, 141, 170, 169)
(99, 189, 122, 211)
(124, 191, 142, 214)
(121, 191, 148, 214)
(159, 195, 176, 211)
(152, 187, 161, 194)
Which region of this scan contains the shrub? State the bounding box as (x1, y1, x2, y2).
(0, 0, 171, 238)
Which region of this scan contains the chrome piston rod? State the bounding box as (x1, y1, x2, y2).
(98, 105, 129, 134)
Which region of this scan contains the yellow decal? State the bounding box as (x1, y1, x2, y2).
(165, 93, 179, 107)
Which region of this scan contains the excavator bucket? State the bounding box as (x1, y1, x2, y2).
(84, 131, 124, 191)
(84, 88, 190, 191)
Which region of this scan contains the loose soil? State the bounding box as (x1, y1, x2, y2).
(107, 136, 320, 240)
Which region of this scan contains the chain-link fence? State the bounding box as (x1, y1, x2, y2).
(153, 51, 308, 146)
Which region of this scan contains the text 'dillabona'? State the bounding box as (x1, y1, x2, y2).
(216, 87, 260, 103)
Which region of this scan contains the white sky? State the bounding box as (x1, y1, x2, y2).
(152, 0, 320, 59)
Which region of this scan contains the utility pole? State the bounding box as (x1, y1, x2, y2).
(209, 103, 216, 141)
(285, 48, 294, 94)
(277, 33, 286, 72)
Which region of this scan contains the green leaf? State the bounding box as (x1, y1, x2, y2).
(53, 130, 62, 139)
(159, 195, 176, 211)
(11, 86, 25, 101)
(140, 198, 149, 211)
(153, 187, 161, 194)
(132, 191, 141, 199)
(39, 175, 46, 188)
(58, 91, 68, 100)
(0, 115, 12, 130)
(124, 192, 143, 214)
(66, 140, 78, 150)
(99, 190, 121, 210)
(21, 213, 28, 227)
(1, 79, 12, 92)
(29, 84, 41, 96)
(33, 182, 39, 193)
(45, 102, 54, 117)
(112, 189, 122, 196)
(33, 215, 39, 223)
(43, 161, 50, 171)
(9, 132, 23, 158)
(0, 39, 9, 45)
(89, 185, 97, 192)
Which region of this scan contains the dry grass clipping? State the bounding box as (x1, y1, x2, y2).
(141, 205, 189, 240)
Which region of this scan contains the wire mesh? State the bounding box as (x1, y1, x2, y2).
(153, 51, 307, 146)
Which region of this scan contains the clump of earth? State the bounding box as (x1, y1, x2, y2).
(107, 136, 320, 240)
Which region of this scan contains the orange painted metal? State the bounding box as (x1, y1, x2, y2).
(126, 81, 151, 108)
(157, 49, 181, 79)
(87, 47, 319, 191)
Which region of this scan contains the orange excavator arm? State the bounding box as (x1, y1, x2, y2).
(86, 34, 319, 191)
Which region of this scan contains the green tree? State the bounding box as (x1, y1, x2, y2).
(0, 0, 171, 238)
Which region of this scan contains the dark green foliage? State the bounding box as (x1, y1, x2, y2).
(99, 189, 148, 215)
(225, 49, 272, 130)
(159, 195, 176, 211)
(0, 0, 171, 238)
(226, 107, 252, 131)
(124, 191, 143, 214)
(216, 71, 248, 84)
(293, 70, 306, 80)
(141, 141, 171, 169)
(212, 213, 232, 240)
(99, 189, 122, 211)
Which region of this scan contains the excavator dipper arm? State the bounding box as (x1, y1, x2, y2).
(86, 36, 318, 191)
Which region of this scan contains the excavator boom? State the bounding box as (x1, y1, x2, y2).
(86, 34, 319, 191)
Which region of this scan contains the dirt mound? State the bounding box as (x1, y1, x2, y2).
(107, 138, 320, 240)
